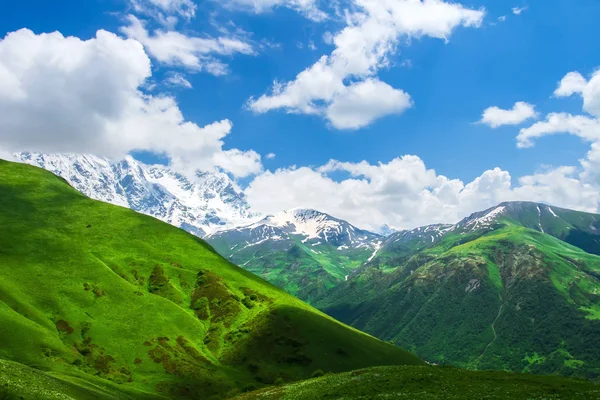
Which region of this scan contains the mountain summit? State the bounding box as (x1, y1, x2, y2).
(17, 152, 260, 237)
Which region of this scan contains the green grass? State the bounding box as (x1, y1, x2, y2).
(232, 365, 600, 400)
(0, 160, 423, 399)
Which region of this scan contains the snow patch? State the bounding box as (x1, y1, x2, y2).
(367, 241, 382, 262)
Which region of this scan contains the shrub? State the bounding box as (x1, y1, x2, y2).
(274, 377, 285, 385)
(311, 369, 325, 378)
(241, 384, 257, 393)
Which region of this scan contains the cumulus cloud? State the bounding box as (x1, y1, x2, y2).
(0, 28, 261, 178)
(480, 101, 538, 128)
(553, 69, 600, 118)
(221, 0, 327, 22)
(245, 156, 599, 232)
(517, 113, 600, 148)
(554, 72, 588, 98)
(265, 153, 277, 159)
(326, 79, 413, 129)
(120, 15, 255, 74)
(248, 0, 484, 129)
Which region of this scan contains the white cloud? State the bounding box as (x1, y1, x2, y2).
(513, 166, 599, 211)
(245, 155, 599, 232)
(221, 0, 327, 22)
(210, 149, 263, 178)
(245, 67, 600, 231)
(265, 152, 276, 159)
(498, 15, 507, 22)
(480, 101, 538, 128)
(120, 15, 255, 74)
(517, 69, 600, 148)
(517, 113, 600, 148)
(165, 72, 192, 88)
(248, 0, 484, 129)
(554, 70, 600, 118)
(512, 6, 528, 15)
(326, 78, 413, 129)
(514, 67, 600, 208)
(554, 71, 588, 98)
(0, 148, 15, 162)
(0, 28, 261, 178)
(130, 0, 197, 27)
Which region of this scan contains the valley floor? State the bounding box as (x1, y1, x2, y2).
(233, 365, 600, 400)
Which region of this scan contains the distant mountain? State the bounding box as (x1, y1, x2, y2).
(368, 201, 600, 271)
(456, 202, 600, 255)
(207, 209, 382, 302)
(16, 152, 260, 236)
(317, 201, 600, 378)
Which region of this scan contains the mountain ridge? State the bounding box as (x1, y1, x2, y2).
(317, 202, 600, 378)
(16, 152, 261, 237)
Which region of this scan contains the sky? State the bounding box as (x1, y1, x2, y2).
(1, 0, 600, 232)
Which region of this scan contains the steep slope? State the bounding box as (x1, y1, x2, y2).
(207, 209, 382, 302)
(234, 365, 600, 400)
(16, 152, 260, 236)
(0, 160, 423, 400)
(318, 203, 600, 378)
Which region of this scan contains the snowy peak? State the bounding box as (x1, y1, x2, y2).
(381, 223, 454, 251)
(210, 208, 381, 253)
(244, 208, 380, 247)
(456, 201, 573, 235)
(16, 152, 260, 237)
(457, 205, 508, 231)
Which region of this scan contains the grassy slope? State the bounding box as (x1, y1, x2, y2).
(233, 365, 600, 400)
(319, 219, 600, 378)
(209, 236, 373, 303)
(0, 160, 422, 400)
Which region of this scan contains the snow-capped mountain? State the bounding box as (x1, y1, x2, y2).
(385, 223, 455, 246)
(206, 208, 382, 301)
(208, 208, 381, 250)
(455, 201, 568, 233)
(16, 152, 260, 236)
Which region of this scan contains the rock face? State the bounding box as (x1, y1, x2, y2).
(16, 152, 260, 236)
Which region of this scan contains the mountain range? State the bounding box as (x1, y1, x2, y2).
(17, 152, 383, 301)
(13, 152, 600, 379)
(0, 159, 422, 399)
(318, 202, 600, 377)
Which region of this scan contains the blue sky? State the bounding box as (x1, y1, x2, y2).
(1, 0, 599, 230)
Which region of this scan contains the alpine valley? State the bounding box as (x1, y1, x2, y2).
(14, 153, 600, 381)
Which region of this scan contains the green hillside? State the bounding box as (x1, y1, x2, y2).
(0, 160, 423, 400)
(233, 365, 600, 400)
(318, 215, 600, 378)
(208, 235, 373, 303)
